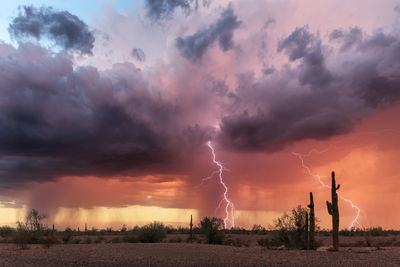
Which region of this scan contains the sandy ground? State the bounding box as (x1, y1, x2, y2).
(0, 243, 399, 266)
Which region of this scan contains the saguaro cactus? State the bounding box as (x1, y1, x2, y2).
(326, 171, 340, 251)
(305, 211, 309, 249)
(189, 214, 193, 240)
(308, 192, 315, 249)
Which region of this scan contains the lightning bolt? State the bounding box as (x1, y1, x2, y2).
(205, 141, 235, 229)
(292, 151, 362, 230)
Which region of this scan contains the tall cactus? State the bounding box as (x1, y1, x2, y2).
(308, 192, 315, 249)
(189, 214, 193, 240)
(305, 211, 309, 249)
(326, 171, 340, 251)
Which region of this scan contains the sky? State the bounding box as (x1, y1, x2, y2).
(0, 0, 400, 230)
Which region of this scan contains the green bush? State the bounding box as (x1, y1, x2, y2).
(136, 222, 167, 243)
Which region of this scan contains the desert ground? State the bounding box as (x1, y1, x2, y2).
(1, 234, 400, 266)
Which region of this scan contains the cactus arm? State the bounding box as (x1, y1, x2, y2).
(327, 201, 333, 215)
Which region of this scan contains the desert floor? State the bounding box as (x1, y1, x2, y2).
(0, 243, 399, 267)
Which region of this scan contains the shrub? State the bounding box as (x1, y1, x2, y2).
(40, 232, 60, 248)
(0, 226, 14, 238)
(257, 238, 284, 248)
(273, 205, 309, 249)
(12, 223, 31, 249)
(137, 222, 167, 243)
(368, 227, 387, 236)
(224, 237, 243, 247)
(200, 217, 225, 244)
(252, 224, 267, 234)
(62, 227, 73, 244)
(123, 233, 139, 243)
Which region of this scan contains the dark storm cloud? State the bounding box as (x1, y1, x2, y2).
(0, 43, 212, 188)
(217, 26, 400, 152)
(131, 47, 146, 62)
(278, 26, 331, 89)
(145, 0, 211, 20)
(176, 4, 241, 63)
(8, 6, 95, 55)
(329, 27, 362, 51)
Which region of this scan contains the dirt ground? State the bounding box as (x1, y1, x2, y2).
(0, 243, 399, 267)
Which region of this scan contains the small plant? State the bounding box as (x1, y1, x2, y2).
(62, 227, 73, 244)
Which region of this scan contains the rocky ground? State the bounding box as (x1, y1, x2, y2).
(0, 243, 399, 266)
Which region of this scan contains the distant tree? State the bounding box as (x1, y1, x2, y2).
(25, 209, 47, 232)
(200, 217, 225, 244)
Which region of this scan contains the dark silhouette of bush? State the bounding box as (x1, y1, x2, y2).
(136, 222, 167, 243)
(251, 224, 267, 234)
(122, 233, 139, 243)
(200, 217, 225, 244)
(40, 232, 60, 248)
(274, 205, 314, 249)
(0, 226, 15, 238)
(224, 237, 243, 247)
(257, 237, 283, 248)
(62, 227, 73, 244)
(12, 222, 31, 249)
(12, 209, 49, 248)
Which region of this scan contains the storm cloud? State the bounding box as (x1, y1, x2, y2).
(8, 6, 95, 55)
(145, 0, 211, 20)
(0, 43, 213, 188)
(1, 2, 400, 191)
(217, 26, 400, 152)
(176, 4, 241, 62)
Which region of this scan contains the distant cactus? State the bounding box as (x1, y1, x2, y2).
(308, 192, 315, 249)
(189, 214, 193, 240)
(326, 171, 340, 251)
